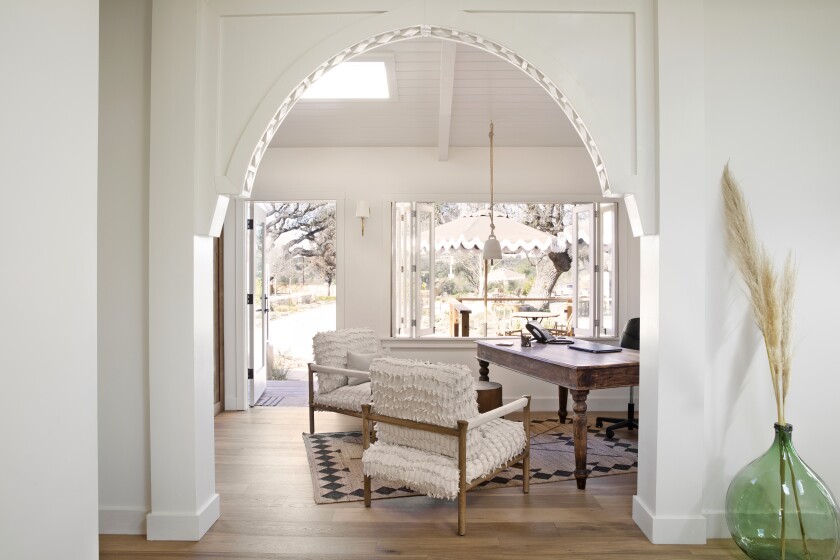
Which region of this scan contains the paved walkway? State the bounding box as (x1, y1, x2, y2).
(269, 301, 336, 366)
(259, 303, 335, 407)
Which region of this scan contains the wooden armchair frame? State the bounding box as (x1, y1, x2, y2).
(307, 363, 372, 434)
(361, 396, 531, 536)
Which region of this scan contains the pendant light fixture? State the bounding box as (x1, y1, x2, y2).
(482, 121, 503, 261)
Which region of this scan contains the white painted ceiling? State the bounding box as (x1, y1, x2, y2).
(270, 39, 583, 150)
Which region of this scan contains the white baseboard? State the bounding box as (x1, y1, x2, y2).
(146, 493, 220, 541)
(632, 496, 707, 544)
(505, 395, 636, 413)
(99, 507, 148, 535)
(703, 510, 729, 538)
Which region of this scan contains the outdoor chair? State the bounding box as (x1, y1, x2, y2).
(595, 318, 641, 437)
(361, 357, 531, 535)
(307, 328, 381, 434)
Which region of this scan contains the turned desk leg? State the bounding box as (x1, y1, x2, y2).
(571, 389, 590, 490)
(557, 386, 568, 424)
(477, 359, 490, 382)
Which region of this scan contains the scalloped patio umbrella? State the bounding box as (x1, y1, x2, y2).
(487, 266, 526, 295)
(433, 209, 560, 254)
(433, 209, 561, 335)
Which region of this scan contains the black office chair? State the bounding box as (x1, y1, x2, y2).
(595, 318, 640, 438)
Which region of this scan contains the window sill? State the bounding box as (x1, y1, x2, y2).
(382, 337, 511, 350)
(381, 336, 620, 351)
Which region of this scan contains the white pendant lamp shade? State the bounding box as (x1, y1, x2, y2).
(483, 121, 503, 261)
(482, 235, 502, 260)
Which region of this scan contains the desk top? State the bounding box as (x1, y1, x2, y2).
(476, 339, 639, 390)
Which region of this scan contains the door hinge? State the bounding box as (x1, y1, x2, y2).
(246, 293, 253, 305)
(411, 210, 417, 218)
(594, 209, 600, 218)
(594, 319, 601, 328)
(246, 218, 254, 230)
(411, 264, 416, 272)
(411, 319, 417, 327)
(247, 368, 254, 380)
(594, 264, 601, 273)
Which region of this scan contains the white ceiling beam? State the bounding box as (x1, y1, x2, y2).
(437, 41, 457, 161)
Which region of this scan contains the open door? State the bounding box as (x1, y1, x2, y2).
(572, 204, 595, 338)
(415, 203, 435, 337)
(599, 203, 618, 337)
(249, 203, 268, 405)
(393, 203, 412, 336)
(393, 203, 435, 337)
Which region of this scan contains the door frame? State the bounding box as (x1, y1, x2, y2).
(248, 203, 268, 406)
(224, 196, 345, 411)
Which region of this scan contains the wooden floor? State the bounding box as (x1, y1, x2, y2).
(100, 407, 740, 559)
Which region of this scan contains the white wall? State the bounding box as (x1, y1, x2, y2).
(146, 0, 220, 540)
(114, 0, 840, 546)
(702, 0, 840, 535)
(0, 1, 100, 558)
(98, 0, 152, 535)
(253, 146, 641, 411)
(632, 0, 708, 544)
(215, 3, 657, 235)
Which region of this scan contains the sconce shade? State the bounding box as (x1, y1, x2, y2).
(482, 236, 502, 260)
(355, 201, 370, 218)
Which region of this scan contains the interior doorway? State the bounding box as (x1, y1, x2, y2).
(256, 201, 337, 407)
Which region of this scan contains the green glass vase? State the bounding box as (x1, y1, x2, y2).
(726, 424, 840, 560)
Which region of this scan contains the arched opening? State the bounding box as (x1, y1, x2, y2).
(221, 26, 643, 539)
(240, 25, 613, 199)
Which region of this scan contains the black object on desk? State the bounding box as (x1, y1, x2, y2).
(568, 340, 622, 353)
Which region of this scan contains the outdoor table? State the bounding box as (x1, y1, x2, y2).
(510, 311, 561, 322)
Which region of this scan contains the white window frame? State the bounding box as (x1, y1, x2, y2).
(390, 200, 618, 340)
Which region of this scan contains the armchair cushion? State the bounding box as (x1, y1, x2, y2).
(362, 418, 526, 500)
(313, 381, 371, 412)
(345, 351, 380, 386)
(312, 328, 379, 394)
(370, 358, 480, 459)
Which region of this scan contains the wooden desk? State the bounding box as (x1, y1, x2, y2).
(476, 339, 639, 489)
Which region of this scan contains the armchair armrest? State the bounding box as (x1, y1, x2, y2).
(467, 396, 530, 430)
(309, 363, 370, 381)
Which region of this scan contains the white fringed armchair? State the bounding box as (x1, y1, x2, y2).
(361, 357, 531, 536)
(307, 328, 381, 434)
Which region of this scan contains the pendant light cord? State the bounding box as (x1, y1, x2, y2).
(489, 121, 496, 237)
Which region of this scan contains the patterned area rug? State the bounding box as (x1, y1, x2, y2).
(303, 418, 638, 504)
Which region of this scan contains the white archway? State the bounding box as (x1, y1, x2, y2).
(217, 12, 653, 236)
(146, 2, 672, 543)
(239, 25, 612, 199)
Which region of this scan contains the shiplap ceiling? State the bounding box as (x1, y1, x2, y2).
(270, 39, 583, 154)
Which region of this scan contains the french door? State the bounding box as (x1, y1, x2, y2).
(572, 204, 595, 338)
(393, 202, 434, 337)
(248, 204, 268, 405)
(572, 203, 618, 338)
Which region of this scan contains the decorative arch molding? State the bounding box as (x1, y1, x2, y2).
(233, 24, 612, 202)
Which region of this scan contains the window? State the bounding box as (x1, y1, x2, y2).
(392, 202, 617, 339)
(301, 55, 397, 100)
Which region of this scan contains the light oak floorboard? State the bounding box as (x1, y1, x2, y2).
(100, 408, 741, 559)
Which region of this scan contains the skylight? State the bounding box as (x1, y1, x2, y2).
(302, 61, 391, 100)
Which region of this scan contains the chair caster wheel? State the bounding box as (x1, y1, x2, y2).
(606, 430, 614, 439)
(595, 420, 603, 428)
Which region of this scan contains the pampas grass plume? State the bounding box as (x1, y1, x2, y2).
(721, 164, 795, 425)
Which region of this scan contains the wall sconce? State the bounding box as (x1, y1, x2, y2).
(355, 200, 370, 236)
